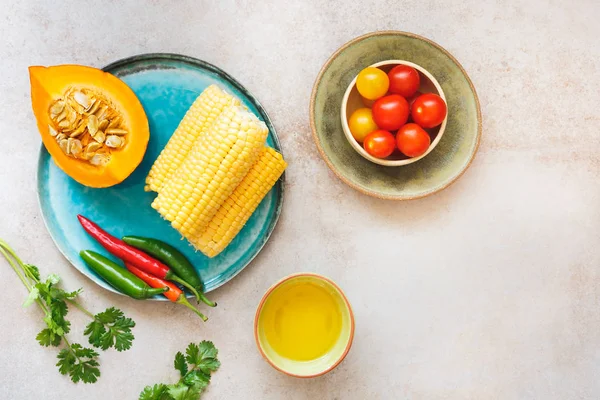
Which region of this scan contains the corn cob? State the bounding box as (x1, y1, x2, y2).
(152, 105, 268, 241)
(192, 147, 286, 258)
(145, 84, 240, 192)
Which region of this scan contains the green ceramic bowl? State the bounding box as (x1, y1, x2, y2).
(310, 31, 482, 200)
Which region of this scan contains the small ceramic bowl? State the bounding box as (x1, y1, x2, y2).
(341, 60, 448, 166)
(254, 273, 355, 378)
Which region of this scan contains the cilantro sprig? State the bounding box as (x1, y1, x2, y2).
(0, 239, 135, 384)
(139, 341, 220, 400)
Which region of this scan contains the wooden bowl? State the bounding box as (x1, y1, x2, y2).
(341, 60, 448, 166)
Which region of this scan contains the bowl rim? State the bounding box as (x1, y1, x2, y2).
(309, 30, 482, 200)
(341, 59, 448, 166)
(253, 272, 355, 378)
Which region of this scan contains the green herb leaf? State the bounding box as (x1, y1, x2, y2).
(184, 343, 199, 366)
(182, 370, 210, 389)
(174, 352, 188, 376)
(67, 343, 100, 384)
(23, 287, 40, 307)
(197, 358, 220, 375)
(84, 320, 106, 348)
(139, 383, 171, 400)
(24, 264, 40, 281)
(56, 348, 76, 375)
(188, 341, 220, 374)
(56, 344, 100, 384)
(47, 273, 61, 285)
(36, 328, 62, 347)
(112, 316, 135, 351)
(166, 383, 201, 400)
(197, 341, 218, 360)
(85, 307, 135, 351)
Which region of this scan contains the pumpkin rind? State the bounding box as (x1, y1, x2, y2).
(29, 65, 149, 188)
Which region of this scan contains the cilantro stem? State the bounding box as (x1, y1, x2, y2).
(62, 336, 79, 361)
(0, 245, 33, 291)
(66, 299, 95, 319)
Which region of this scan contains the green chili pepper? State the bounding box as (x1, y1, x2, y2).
(80, 250, 168, 300)
(122, 236, 216, 307)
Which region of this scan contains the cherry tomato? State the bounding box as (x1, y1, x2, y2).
(356, 67, 389, 100)
(396, 123, 431, 157)
(348, 108, 378, 142)
(363, 130, 396, 159)
(388, 65, 420, 98)
(411, 93, 447, 128)
(372, 94, 409, 131)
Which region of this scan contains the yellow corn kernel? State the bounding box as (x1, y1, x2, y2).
(192, 147, 287, 258)
(145, 84, 240, 192)
(152, 105, 268, 241)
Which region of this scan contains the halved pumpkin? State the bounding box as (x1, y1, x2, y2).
(30, 65, 149, 188)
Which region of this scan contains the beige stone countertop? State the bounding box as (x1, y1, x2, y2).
(1, 1, 599, 399)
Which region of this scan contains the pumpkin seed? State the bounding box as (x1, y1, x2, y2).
(55, 109, 67, 122)
(87, 99, 100, 114)
(68, 138, 83, 156)
(90, 154, 109, 166)
(108, 116, 122, 129)
(48, 125, 58, 137)
(58, 119, 70, 129)
(105, 128, 127, 136)
(105, 135, 123, 148)
(86, 142, 102, 153)
(95, 105, 108, 120)
(93, 130, 105, 144)
(67, 109, 78, 125)
(87, 115, 98, 135)
(70, 122, 87, 138)
(98, 119, 109, 131)
(73, 91, 91, 110)
(58, 139, 69, 154)
(68, 98, 84, 114)
(49, 101, 65, 117)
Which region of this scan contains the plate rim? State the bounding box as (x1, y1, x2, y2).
(36, 53, 285, 298)
(309, 30, 482, 200)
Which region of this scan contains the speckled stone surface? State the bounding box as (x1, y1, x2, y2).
(1, 1, 599, 399)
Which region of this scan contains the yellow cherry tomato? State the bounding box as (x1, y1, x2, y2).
(356, 67, 389, 100)
(348, 108, 379, 142)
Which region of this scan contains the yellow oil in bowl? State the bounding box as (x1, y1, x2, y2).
(261, 280, 342, 361)
(255, 273, 354, 377)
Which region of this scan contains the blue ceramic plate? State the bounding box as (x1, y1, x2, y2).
(37, 54, 284, 299)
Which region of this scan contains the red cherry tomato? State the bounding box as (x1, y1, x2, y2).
(372, 95, 409, 131)
(363, 130, 396, 159)
(388, 65, 420, 98)
(396, 123, 431, 157)
(411, 93, 447, 128)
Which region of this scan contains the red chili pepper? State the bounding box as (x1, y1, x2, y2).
(125, 262, 207, 322)
(77, 215, 202, 300)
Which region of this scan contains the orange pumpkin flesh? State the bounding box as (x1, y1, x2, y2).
(30, 65, 149, 188)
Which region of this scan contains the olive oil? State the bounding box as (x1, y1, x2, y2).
(261, 281, 343, 361)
